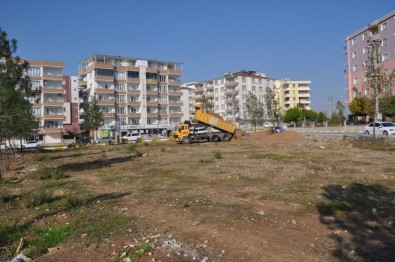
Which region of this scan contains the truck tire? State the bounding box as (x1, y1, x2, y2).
(222, 134, 231, 142)
(182, 136, 192, 144)
(211, 135, 220, 142)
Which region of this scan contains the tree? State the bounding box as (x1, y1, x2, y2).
(283, 107, 302, 125)
(245, 91, 264, 131)
(0, 28, 38, 181)
(379, 95, 395, 117)
(264, 86, 282, 125)
(316, 112, 328, 125)
(81, 96, 104, 145)
(200, 95, 214, 112)
(348, 96, 373, 116)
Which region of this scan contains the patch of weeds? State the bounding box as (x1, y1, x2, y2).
(182, 196, 211, 208)
(32, 167, 69, 180)
(317, 201, 348, 216)
(117, 243, 153, 261)
(237, 175, 267, 185)
(352, 137, 395, 151)
(34, 153, 51, 162)
(64, 194, 84, 208)
(199, 158, 214, 163)
(127, 144, 143, 156)
(160, 147, 165, 152)
(248, 152, 297, 161)
(100, 151, 108, 160)
(21, 190, 53, 208)
(71, 212, 137, 244)
(25, 226, 69, 258)
(0, 225, 23, 246)
(213, 149, 222, 159)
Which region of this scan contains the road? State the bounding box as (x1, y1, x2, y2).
(291, 126, 395, 139)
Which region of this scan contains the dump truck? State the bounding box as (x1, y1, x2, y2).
(173, 106, 237, 144)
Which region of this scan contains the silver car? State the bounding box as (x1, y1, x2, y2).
(363, 122, 395, 135)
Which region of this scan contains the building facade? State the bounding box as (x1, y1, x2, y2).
(273, 79, 311, 112)
(78, 54, 183, 139)
(193, 70, 274, 129)
(344, 10, 395, 102)
(25, 60, 66, 144)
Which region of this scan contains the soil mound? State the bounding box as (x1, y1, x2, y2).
(236, 130, 305, 143)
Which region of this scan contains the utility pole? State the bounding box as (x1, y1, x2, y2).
(367, 39, 381, 139)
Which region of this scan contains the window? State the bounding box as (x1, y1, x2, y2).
(242, 85, 246, 91)
(383, 68, 388, 75)
(96, 68, 113, 77)
(362, 32, 368, 40)
(363, 46, 368, 54)
(352, 52, 357, 59)
(30, 81, 41, 90)
(351, 38, 356, 46)
(242, 77, 246, 83)
(380, 22, 387, 31)
(114, 71, 125, 80)
(381, 38, 388, 47)
(382, 53, 389, 61)
(115, 83, 125, 91)
(353, 78, 359, 85)
(352, 64, 358, 72)
(252, 86, 256, 91)
(27, 67, 40, 76)
(127, 71, 139, 78)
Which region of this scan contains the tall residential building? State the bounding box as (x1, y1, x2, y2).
(344, 10, 395, 102)
(63, 76, 82, 136)
(25, 60, 66, 144)
(78, 54, 183, 139)
(273, 79, 311, 112)
(180, 82, 198, 122)
(193, 70, 274, 129)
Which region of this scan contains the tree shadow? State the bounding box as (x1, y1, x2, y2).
(317, 182, 395, 261)
(57, 155, 134, 172)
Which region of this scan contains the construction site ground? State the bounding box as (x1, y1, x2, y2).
(1, 130, 394, 262)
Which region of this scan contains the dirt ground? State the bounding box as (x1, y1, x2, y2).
(2, 131, 395, 262)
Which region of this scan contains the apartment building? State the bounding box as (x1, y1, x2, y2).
(78, 54, 183, 139)
(25, 60, 66, 144)
(193, 70, 274, 129)
(273, 79, 311, 112)
(180, 82, 197, 122)
(63, 76, 82, 137)
(344, 10, 395, 102)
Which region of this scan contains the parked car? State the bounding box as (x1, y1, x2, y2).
(272, 126, 284, 133)
(0, 142, 10, 150)
(363, 122, 395, 135)
(74, 138, 91, 144)
(96, 137, 112, 144)
(121, 133, 141, 142)
(22, 140, 44, 149)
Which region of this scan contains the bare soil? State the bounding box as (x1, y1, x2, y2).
(2, 131, 395, 262)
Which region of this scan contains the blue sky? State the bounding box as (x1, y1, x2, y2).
(1, 0, 394, 113)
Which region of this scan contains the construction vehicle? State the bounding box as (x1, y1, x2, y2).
(173, 106, 237, 144)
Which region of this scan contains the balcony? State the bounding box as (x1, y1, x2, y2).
(224, 90, 238, 96)
(168, 91, 183, 96)
(128, 101, 140, 106)
(43, 114, 64, 120)
(42, 127, 64, 133)
(98, 100, 115, 106)
(127, 78, 140, 84)
(128, 113, 141, 117)
(146, 90, 159, 95)
(43, 101, 64, 106)
(169, 101, 183, 106)
(127, 89, 140, 94)
(103, 113, 115, 118)
(96, 88, 115, 94)
(206, 85, 214, 91)
(42, 87, 64, 94)
(42, 74, 63, 81)
(147, 100, 159, 106)
(79, 80, 87, 87)
(169, 112, 183, 117)
(168, 81, 182, 86)
(224, 81, 238, 88)
(95, 75, 114, 82)
(159, 69, 183, 76)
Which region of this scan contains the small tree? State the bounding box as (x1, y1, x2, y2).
(0, 28, 38, 181)
(264, 86, 282, 125)
(245, 92, 264, 131)
(81, 96, 104, 145)
(283, 107, 302, 126)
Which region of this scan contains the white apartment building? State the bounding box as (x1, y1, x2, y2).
(193, 70, 274, 129)
(25, 60, 66, 144)
(78, 54, 184, 139)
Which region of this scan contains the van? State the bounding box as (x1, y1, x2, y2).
(121, 133, 141, 142)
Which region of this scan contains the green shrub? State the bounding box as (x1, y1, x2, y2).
(213, 149, 222, 159)
(21, 190, 53, 208)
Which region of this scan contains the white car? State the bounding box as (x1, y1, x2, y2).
(22, 140, 44, 149)
(121, 133, 141, 142)
(0, 142, 10, 150)
(363, 122, 395, 135)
